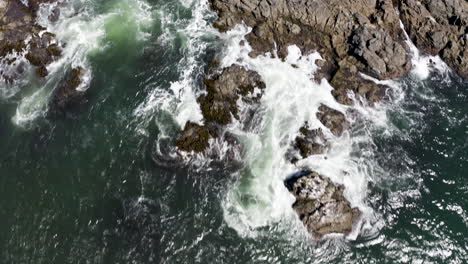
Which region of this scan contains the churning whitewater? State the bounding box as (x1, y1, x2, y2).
(1, 0, 467, 263)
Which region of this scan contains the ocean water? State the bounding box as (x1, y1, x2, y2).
(0, 0, 466, 263)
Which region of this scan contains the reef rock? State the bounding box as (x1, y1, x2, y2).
(290, 105, 350, 161)
(285, 172, 361, 238)
(198, 65, 265, 125)
(175, 122, 213, 153)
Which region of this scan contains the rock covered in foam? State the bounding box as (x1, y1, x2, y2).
(290, 105, 350, 161)
(286, 172, 361, 238)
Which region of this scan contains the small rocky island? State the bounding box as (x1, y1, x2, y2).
(176, 0, 468, 238)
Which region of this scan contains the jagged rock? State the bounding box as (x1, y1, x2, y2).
(285, 172, 361, 238)
(0, 0, 61, 80)
(294, 125, 327, 159)
(351, 26, 410, 78)
(175, 122, 213, 153)
(316, 105, 350, 137)
(290, 105, 350, 161)
(47, 67, 87, 118)
(330, 58, 387, 104)
(176, 65, 266, 153)
(398, 0, 468, 78)
(441, 36, 468, 79)
(199, 65, 265, 125)
(210, 0, 411, 80)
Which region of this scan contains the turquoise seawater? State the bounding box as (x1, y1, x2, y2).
(0, 0, 466, 263)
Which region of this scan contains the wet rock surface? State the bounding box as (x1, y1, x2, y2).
(0, 0, 61, 81)
(176, 65, 265, 153)
(316, 105, 350, 137)
(398, 0, 468, 78)
(47, 67, 88, 119)
(293, 126, 327, 160)
(198, 65, 265, 125)
(178, 0, 468, 237)
(285, 172, 361, 238)
(290, 104, 350, 161)
(176, 122, 212, 153)
(210, 0, 410, 85)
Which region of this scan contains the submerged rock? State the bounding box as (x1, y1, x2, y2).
(47, 67, 87, 118)
(285, 172, 361, 238)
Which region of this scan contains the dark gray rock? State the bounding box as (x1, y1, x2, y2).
(0, 0, 62, 80)
(177, 65, 266, 153)
(210, 0, 411, 81)
(398, 0, 468, 78)
(199, 65, 265, 125)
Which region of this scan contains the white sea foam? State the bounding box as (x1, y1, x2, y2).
(11, 0, 155, 128)
(399, 21, 449, 80)
(134, 0, 217, 128)
(219, 25, 380, 238)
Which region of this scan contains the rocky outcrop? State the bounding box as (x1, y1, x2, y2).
(176, 65, 265, 153)
(47, 67, 87, 118)
(176, 122, 212, 153)
(285, 172, 361, 238)
(210, 0, 411, 104)
(175, 0, 468, 239)
(293, 126, 327, 160)
(0, 0, 61, 81)
(290, 105, 350, 161)
(398, 0, 468, 78)
(316, 105, 350, 137)
(198, 65, 265, 125)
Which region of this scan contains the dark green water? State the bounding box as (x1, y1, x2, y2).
(0, 0, 467, 263)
